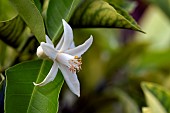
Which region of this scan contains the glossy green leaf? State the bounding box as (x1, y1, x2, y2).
(71, 0, 144, 33)
(141, 82, 170, 113)
(5, 60, 64, 113)
(9, 0, 45, 42)
(109, 3, 142, 31)
(46, 0, 81, 42)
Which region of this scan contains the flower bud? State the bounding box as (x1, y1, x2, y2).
(36, 46, 48, 59)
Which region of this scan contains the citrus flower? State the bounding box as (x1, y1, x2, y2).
(33, 19, 93, 97)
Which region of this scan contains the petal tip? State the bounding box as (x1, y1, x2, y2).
(73, 89, 80, 97)
(85, 35, 93, 48)
(60, 19, 73, 51)
(33, 82, 44, 86)
(89, 35, 93, 43)
(73, 84, 80, 97)
(33, 82, 39, 86)
(76, 92, 80, 97)
(45, 35, 53, 46)
(62, 19, 66, 24)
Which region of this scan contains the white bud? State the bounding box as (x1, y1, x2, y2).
(36, 46, 48, 59)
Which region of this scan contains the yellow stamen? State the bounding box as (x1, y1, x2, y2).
(69, 55, 82, 73)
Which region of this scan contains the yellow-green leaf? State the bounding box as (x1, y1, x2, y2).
(142, 107, 153, 113)
(71, 0, 144, 33)
(141, 82, 170, 113)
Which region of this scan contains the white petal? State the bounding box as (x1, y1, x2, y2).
(65, 35, 93, 57)
(56, 35, 64, 50)
(60, 19, 73, 51)
(45, 35, 53, 46)
(56, 53, 74, 67)
(33, 61, 58, 86)
(41, 43, 58, 60)
(70, 41, 75, 49)
(58, 63, 80, 97)
(56, 35, 74, 50)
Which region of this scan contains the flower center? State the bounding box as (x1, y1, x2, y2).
(69, 56, 82, 73)
(56, 53, 82, 73)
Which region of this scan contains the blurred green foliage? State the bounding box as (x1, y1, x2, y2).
(142, 82, 170, 113)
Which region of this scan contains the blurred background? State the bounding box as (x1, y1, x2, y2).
(0, 0, 170, 113)
(59, 0, 170, 113)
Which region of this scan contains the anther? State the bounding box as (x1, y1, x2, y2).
(68, 55, 82, 73)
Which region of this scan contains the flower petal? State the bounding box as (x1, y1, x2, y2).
(58, 63, 80, 97)
(65, 35, 93, 57)
(55, 35, 64, 50)
(33, 61, 58, 86)
(70, 41, 75, 49)
(41, 43, 58, 60)
(56, 53, 74, 67)
(45, 35, 54, 47)
(60, 19, 73, 51)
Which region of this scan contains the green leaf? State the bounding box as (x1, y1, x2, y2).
(0, 16, 28, 49)
(9, 0, 45, 42)
(104, 0, 137, 12)
(45, 0, 81, 42)
(5, 60, 64, 113)
(141, 82, 170, 113)
(33, 0, 42, 12)
(109, 3, 143, 31)
(70, 0, 144, 33)
(0, 0, 35, 52)
(0, 0, 17, 21)
(0, 0, 20, 47)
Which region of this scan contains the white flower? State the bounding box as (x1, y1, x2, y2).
(33, 19, 93, 97)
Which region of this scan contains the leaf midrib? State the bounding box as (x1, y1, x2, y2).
(26, 60, 45, 113)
